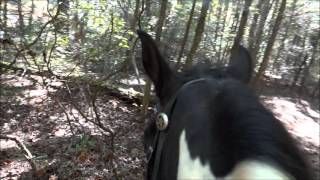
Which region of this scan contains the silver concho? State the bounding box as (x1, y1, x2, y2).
(156, 113, 169, 131)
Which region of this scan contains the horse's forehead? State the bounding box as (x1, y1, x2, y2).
(175, 78, 221, 106)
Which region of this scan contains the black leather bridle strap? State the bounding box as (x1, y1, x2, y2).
(150, 78, 208, 180)
(151, 96, 177, 180)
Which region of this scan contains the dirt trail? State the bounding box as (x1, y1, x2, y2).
(1, 74, 319, 179)
(263, 96, 320, 179)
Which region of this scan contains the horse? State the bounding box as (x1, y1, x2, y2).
(137, 30, 311, 180)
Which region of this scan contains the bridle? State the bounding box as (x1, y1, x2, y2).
(147, 78, 208, 180)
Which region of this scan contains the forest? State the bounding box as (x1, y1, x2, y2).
(0, 0, 319, 179)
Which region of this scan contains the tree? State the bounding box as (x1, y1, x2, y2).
(176, 0, 197, 66)
(300, 38, 319, 92)
(18, 0, 25, 44)
(230, 0, 242, 33)
(213, 0, 223, 46)
(233, 0, 253, 45)
(185, 0, 211, 68)
(145, 0, 151, 17)
(2, 0, 8, 38)
(28, 0, 34, 27)
(248, 0, 264, 51)
(253, 0, 287, 84)
(217, 0, 230, 62)
(274, 0, 297, 63)
(250, 0, 272, 65)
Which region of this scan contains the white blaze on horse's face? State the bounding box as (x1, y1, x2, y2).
(177, 130, 215, 179)
(177, 130, 292, 180)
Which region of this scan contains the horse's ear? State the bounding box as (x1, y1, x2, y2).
(137, 30, 176, 99)
(226, 44, 253, 83)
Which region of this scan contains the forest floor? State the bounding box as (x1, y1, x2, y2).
(0, 73, 319, 180)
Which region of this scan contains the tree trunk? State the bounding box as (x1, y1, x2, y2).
(155, 0, 168, 42)
(17, 0, 25, 44)
(233, 0, 253, 45)
(231, 0, 242, 33)
(291, 54, 308, 87)
(300, 42, 318, 90)
(213, 0, 223, 45)
(290, 29, 309, 87)
(185, 0, 211, 68)
(131, 0, 140, 31)
(273, 19, 290, 65)
(58, 0, 70, 31)
(176, 0, 197, 66)
(145, 0, 151, 17)
(72, 0, 80, 42)
(248, 0, 264, 51)
(311, 78, 320, 98)
(281, 0, 298, 65)
(267, 0, 280, 37)
(253, 0, 287, 85)
(142, 0, 168, 115)
(250, 0, 272, 66)
(217, 0, 230, 62)
(28, 0, 35, 27)
(3, 0, 8, 38)
(124, 0, 141, 69)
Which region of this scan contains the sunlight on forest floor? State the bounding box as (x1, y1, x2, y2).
(1, 74, 319, 179)
(263, 96, 319, 146)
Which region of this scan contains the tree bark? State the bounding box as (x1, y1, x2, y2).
(28, 0, 35, 27)
(131, 0, 140, 31)
(300, 41, 318, 90)
(213, 0, 223, 45)
(58, 0, 70, 31)
(145, 0, 151, 17)
(248, 0, 264, 51)
(267, 0, 280, 37)
(217, 0, 230, 62)
(233, 0, 253, 45)
(176, 0, 197, 66)
(231, 0, 242, 33)
(3, 0, 8, 38)
(155, 0, 168, 42)
(281, 0, 298, 65)
(18, 0, 25, 44)
(291, 53, 308, 87)
(185, 0, 211, 68)
(253, 0, 287, 85)
(311, 78, 320, 97)
(250, 0, 272, 65)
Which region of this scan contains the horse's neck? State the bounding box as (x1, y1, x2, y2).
(177, 130, 292, 180)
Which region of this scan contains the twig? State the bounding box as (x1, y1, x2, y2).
(63, 83, 115, 142)
(8, 2, 61, 69)
(0, 135, 37, 175)
(130, 37, 143, 92)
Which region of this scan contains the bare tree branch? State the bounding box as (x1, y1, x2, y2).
(0, 135, 37, 175)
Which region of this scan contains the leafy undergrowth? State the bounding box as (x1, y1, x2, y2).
(1, 73, 319, 179)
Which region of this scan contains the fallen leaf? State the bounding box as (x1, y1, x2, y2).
(78, 151, 89, 163)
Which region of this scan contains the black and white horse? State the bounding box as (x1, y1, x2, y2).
(137, 30, 311, 180)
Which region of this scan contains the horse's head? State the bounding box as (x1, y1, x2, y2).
(137, 30, 311, 180)
(137, 30, 252, 106)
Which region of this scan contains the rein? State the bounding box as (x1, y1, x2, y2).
(148, 78, 208, 180)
